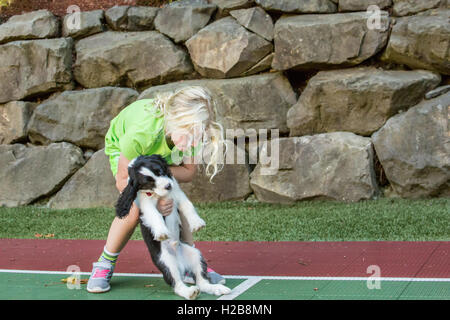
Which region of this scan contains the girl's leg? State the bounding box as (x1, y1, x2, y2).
(179, 209, 194, 246)
(87, 202, 140, 293)
(105, 202, 140, 253)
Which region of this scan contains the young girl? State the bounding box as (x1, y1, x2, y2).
(87, 86, 226, 293)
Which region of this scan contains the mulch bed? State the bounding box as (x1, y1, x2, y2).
(0, 0, 173, 20)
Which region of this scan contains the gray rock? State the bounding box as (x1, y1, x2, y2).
(27, 87, 139, 149)
(127, 6, 160, 31)
(287, 67, 441, 137)
(185, 17, 273, 78)
(0, 9, 60, 45)
(381, 9, 450, 75)
(0, 101, 36, 144)
(105, 5, 130, 30)
(230, 6, 274, 41)
(339, 0, 392, 11)
(48, 149, 119, 209)
(392, 0, 448, 16)
(0, 38, 74, 104)
(425, 85, 450, 100)
(372, 92, 450, 198)
(138, 72, 296, 135)
(241, 53, 273, 76)
(0, 142, 85, 207)
(255, 0, 337, 13)
(105, 5, 160, 31)
(73, 31, 194, 89)
(272, 12, 390, 71)
(208, 0, 255, 18)
(181, 143, 252, 202)
(62, 10, 105, 39)
(250, 132, 380, 203)
(155, 0, 217, 43)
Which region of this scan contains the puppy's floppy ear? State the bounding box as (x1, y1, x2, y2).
(115, 179, 138, 219)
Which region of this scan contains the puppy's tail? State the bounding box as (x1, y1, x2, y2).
(115, 183, 138, 219)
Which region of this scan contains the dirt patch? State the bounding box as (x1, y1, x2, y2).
(0, 0, 174, 20)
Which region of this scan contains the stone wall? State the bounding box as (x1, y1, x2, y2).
(0, 0, 449, 208)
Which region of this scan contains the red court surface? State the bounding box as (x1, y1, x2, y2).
(1, 239, 449, 278)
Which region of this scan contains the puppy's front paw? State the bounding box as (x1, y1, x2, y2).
(175, 284, 200, 300)
(190, 216, 206, 233)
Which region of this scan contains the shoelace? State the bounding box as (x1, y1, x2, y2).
(92, 268, 111, 279)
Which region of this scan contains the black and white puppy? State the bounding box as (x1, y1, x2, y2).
(115, 154, 231, 300)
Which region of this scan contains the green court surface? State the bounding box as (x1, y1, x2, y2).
(1, 271, 448, 300)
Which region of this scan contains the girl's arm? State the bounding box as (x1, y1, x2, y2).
(116, 153, 131, 193)
(117, 153, 187, 216)
(169, 157, 197, 183)
(116, 154, 197, 191)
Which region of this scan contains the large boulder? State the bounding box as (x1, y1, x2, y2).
(0, 38, 74, 104)
(185, 16, 273, 78)
(287, 68, 441, 137)
(0, 10, 59, 45)
(48, 149, 119, 209)
(105, 5, 160, 31)
(371, 92, 450, 198)
(339, 0, 392, 11)
(230, 6, 274, 41)
(73, 31, 194, 89)
(381, 9, 450, 75)
(181, 143, 252, 202)
(0, 101, 36, 144)
(255, 0, 337, 13)
(250, 132, 380, 203)
(62, 9, 105, 39)
(154, 0, 217, 43)
(27, 87, 138, 149)
(272, 11, 390, 71)
(0, 143, 85, 207)
(138, 72, 296, 135)
(392, 0, 449, 16)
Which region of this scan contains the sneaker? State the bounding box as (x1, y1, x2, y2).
(183, 271, 195, 285)
(207, 267, 226, 285)
(183, 268, 225, 285)
(87, 261, 115, 293)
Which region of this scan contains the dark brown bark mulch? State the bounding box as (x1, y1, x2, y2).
(0, 0, 173, 20)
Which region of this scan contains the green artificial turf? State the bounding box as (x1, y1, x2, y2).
(0, 197, 448, 241)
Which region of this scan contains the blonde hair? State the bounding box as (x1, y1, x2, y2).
(153, 86, 226, 182)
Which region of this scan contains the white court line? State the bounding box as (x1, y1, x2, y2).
(1, 269, 449, 282)
(217, 277, 262, 300)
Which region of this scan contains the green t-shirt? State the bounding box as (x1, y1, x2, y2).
(104, 98, 199, 176)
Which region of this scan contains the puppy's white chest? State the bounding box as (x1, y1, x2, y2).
(137, 192, 180, 241)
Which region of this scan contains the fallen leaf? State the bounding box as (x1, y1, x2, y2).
(144, 284, 154, 287)
(44, 234, 55, 238)
(61, 277, 88, 284)
(298, 259, 308, 266)
(34, 233, 43, 238)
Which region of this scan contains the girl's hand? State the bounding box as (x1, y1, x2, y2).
(157, 198, 173, 216)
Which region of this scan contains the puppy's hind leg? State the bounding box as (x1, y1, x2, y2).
(181, 244, 231, 296)
(158, 245, 200, 300)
